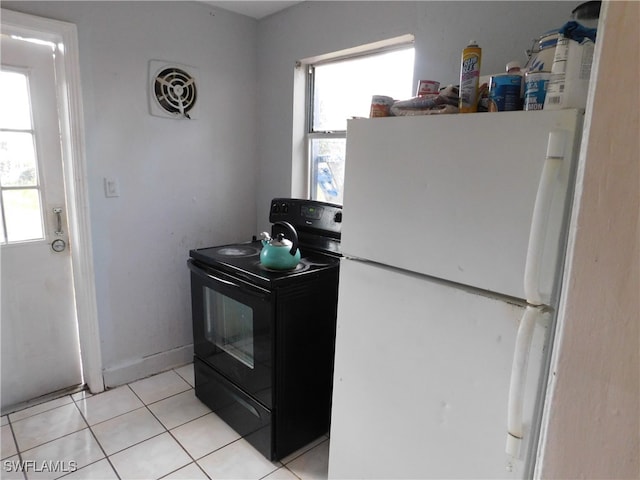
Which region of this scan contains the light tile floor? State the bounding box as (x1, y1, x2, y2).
(1, 364, 329, 480)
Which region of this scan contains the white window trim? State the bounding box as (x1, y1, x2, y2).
(295, 34, 415, 200)
(2, 9, 104, 394)
(301, 33, 415, 67)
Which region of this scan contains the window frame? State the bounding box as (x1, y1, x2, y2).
(304, 39, 415, 203)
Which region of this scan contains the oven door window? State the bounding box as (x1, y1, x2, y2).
(205, 289, 254, 369)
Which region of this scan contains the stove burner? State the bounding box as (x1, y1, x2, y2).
(217, 246, 260, 257)
(256, 261, 310, 274)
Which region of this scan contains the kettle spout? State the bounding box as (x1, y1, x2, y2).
(260, 232, 271, 246)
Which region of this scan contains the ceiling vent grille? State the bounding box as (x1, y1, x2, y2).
(149, 60, 198, 119)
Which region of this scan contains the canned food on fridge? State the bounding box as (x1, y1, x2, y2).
(416, 80, 440, 96)
(369, 95, 395, 117)
(524, 72, 550, 111)
(488, 74, 522, 112)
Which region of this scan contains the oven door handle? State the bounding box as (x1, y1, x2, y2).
(201, 271, 236, 288)
(188, 259, 268, 295)
(188, 259, 237, 287)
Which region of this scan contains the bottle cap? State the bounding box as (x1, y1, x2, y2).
(506, 61, 522, 73)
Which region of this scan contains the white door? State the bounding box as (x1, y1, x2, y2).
(1, 35, 83, 410)
(328, 259, 549, 479)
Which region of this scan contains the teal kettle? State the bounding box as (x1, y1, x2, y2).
(260, 221, 301, 270)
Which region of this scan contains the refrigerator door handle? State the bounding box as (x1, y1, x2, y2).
(506, 304, 543, 458)
(523, 130, 567, 306)
(508, 131, 566, 458)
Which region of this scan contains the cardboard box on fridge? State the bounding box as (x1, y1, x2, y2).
(544, 35, 595, 110)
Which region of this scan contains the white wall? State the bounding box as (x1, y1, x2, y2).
(536, 1, 639, 477)
(3, 1, 259, 386)
(255, 0, 571, 232)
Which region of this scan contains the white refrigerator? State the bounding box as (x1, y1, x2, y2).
(328, 109, 583, 478)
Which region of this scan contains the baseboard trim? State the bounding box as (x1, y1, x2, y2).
(102, 344, 193, 389)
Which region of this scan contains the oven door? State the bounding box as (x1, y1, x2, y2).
(188, 259, 272, 408)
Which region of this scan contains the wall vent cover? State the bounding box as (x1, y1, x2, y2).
(149, 60, 198, 119)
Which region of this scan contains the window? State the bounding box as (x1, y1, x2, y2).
(0, 70, 45, 244)
(307, 45, 415, 204)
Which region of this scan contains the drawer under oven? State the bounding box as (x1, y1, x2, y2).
(193, 357, 272, 459)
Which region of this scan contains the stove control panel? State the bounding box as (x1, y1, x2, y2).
(269, 198, 342, 238)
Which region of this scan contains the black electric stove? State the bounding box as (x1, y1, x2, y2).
(188, 198, 342, 461)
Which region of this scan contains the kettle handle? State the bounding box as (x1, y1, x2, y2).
(273, 221, 299, 256)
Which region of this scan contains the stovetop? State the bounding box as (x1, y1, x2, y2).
(189, 240, 340, 289)
(190, 198, 342, 289)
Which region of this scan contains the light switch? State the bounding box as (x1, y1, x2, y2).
(104, 177, 120, 197)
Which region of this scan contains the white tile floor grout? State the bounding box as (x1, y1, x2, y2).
(1, 364, 329, 480)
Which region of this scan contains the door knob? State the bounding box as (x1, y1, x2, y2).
(51, 238, 66, 252)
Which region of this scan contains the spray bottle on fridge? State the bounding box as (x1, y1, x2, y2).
(459, 41, 482, 113)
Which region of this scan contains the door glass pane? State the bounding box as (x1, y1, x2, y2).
(0, 71, 32, 130)
(204, 288, 254, 369)
(311, 138, 345, 205)
(0, 131, 38, 187)
(2, 189, 43, 242)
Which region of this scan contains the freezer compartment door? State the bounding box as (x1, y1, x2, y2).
(328, 259, 550, 479)
(341, 109, 582, 302)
